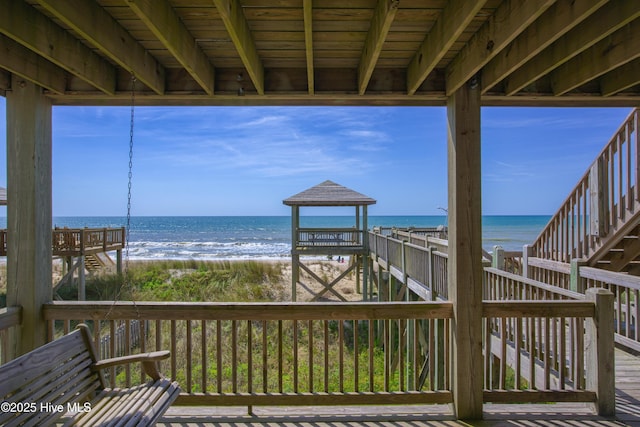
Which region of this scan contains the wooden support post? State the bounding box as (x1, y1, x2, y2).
(589, 158, 609, 237)
(427, 246, 436, 299)
(116, 249, 123, 276)
(291, 206, 299, 302)
(570, 258, 587, 294)
(363, 205, 369, 301)
(492, 246, 504, 270)
(447, 76, 483, 420)
(78, 256, 86, 301)
(585, 287, 615, 416)
(522, 244, 534, 279)
(6, 76, 52, 357)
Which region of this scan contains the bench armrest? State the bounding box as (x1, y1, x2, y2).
(92, 350, 170, 381)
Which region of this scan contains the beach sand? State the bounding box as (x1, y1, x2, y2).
(280, 259, 362, 302)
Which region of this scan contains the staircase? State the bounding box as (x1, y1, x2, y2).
(84, 252, 115, 273)
(532, 108, 640, 273)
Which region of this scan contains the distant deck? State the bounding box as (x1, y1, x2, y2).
(0, 227, 125, 257)
(293, 228, 365, 255)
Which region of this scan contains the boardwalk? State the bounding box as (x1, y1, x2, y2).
(158, 349, 640, 427)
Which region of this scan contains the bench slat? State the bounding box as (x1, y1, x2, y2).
(8, 353, 94, 404)
(66, 380, 180, 427)
(0, 330, 87, 396)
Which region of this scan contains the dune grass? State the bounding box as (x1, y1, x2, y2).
(56, 259, 286, 302)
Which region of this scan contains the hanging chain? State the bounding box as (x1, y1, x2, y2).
(125, 75, 135, 279)
(107, 74, 139, 321)
(126, 74, 140, 320)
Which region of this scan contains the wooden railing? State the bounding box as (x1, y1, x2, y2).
(0, 227, 125, 256)
(0, 306, 21, 365)
(482, 270, 613, 409)
(296, 228, 363, 248)
(532, 108, 640, 263)
(44, 301, 453, 407)
(578, 266, 640, 353)
(520, 252, 640, 353)
(369, 231, 448, 301)
(369, 229, 613, 408)
(42, 297, 613, 410)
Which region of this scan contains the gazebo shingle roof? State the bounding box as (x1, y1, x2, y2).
(283, 180, 376, 207)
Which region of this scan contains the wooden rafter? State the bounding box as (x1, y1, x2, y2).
(37, 0, 165, 95)
(358, 0, 398, 95)
(0, 69, 10, 94)
(303, 0, 314, 95)
(0, 34, 66, 94)
(0, 0, 115, 94)
(482, 0, 607, 94)
(127, 0, 215, 96)
(213, 0, 264, 95)
(445, 0, 555, 96)
(600, 58, 640, 97)
(505, 0, 640, 96)
(552, 21, 640, 96)
(406, 0, 486, 96)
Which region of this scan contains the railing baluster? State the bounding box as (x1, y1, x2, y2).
(277, 320, 283, 393)
(262, 320, 268, 393)
(354, 319, 359, 393)
(560, 317, 566, 389)
(324, 320, 329, 393)
(308, 320, 313, 392)
(247, 320, 252, 394)
(231, 320, 237, 393)
(171, 320, 177, 382)
(186, 320, 192, 392)
(384, 318, 390, 392)
(339, 320, 344, 393)
(216, 320, 222, 393)
(202, 319, 207, 393)
(293, 319, 298, 393)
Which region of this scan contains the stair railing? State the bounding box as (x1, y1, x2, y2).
(532, 108, 639, 263)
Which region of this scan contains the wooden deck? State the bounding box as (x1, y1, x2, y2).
(156, 348, 639, 426)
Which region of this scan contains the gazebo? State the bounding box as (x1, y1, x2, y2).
(283, 180, 376, 301)
(2, 0, 639, 421)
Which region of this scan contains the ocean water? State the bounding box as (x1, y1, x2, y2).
(0, 216, 550, 260)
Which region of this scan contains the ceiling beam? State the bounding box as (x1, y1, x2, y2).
(406, 0, 486, 96)
(303, 0, 314, 95)
(504, 0, 640, 96)
(600, 58, 640, 97)
(445, 0, 555, 96)
(127, 0, 215, 96)
(552, 20, 640, 96)
(213, 0, 264, 95)
(358, 0, 398, 95)
(0, 0, 115, 94)
(0, 34, 66, 94)
(37, 0, 165, 95)
(0, 69, 9, 95)
(482, 0, 607, 94)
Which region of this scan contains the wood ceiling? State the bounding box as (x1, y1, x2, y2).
(0, 0, 639, 106)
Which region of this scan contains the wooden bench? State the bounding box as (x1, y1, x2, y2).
(0, 324, 180, 426)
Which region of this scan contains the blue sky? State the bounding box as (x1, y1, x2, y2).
(0, 97, 633, 217)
